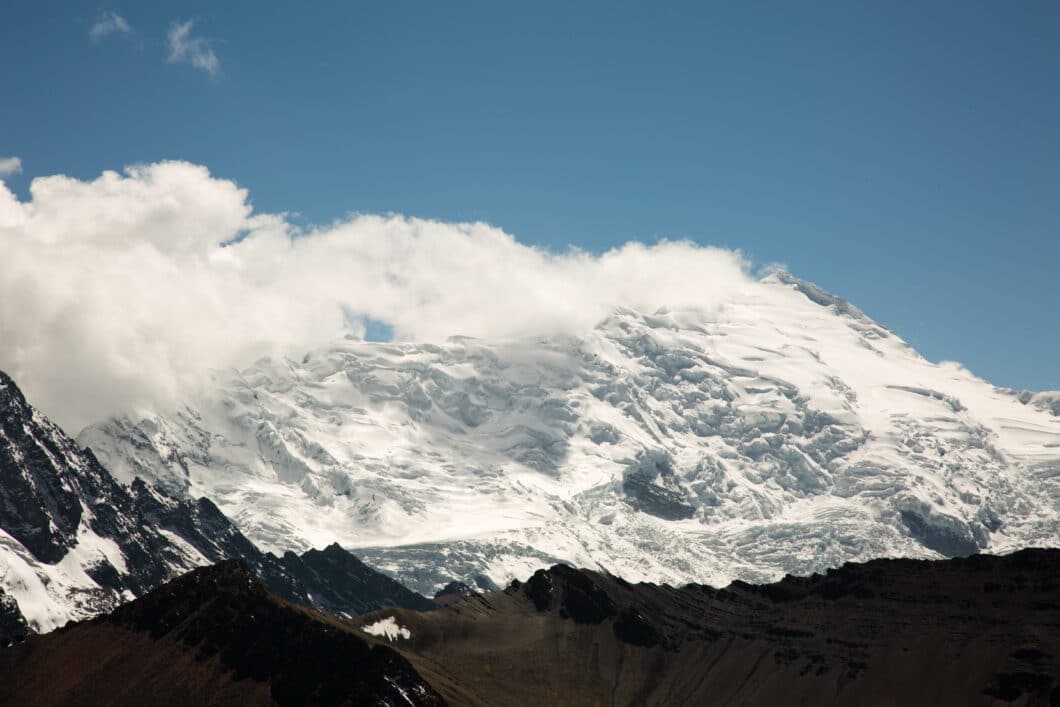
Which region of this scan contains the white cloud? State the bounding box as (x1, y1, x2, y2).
(166, 20, 220, 76)
(89, 12, 132, 41)
(0, 161, 753, 431)
(0, 157, 22, 177)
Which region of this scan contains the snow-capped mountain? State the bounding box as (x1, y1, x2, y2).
(0, 370, 433, 638)
(80, 273, 1060, 594)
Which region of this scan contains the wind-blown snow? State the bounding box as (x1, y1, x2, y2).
(81, 272, 1060, 593)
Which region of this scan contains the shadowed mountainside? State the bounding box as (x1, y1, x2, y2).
(373, 549, 1060, 706)
(2, 550, 1058, 705)
(0, 561, 445, 707)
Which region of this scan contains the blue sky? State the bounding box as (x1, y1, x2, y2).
(1, 1, 1058, 390)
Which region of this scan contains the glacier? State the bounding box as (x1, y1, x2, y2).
(79, 272, 1060, 594)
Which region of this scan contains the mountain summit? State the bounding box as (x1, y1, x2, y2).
(80, 273, 1060, 593)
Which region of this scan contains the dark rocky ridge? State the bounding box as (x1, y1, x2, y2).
(4, 550, 1057, 705)
(433, 581, 477, 607)
(274, 543, 437, 616)
(367, 548, 1060, 706)
(1, 370, 145, 569)
(0, 590, 27, 647)
(0, 561, 445, 706)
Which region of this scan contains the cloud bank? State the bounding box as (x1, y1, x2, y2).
(0, 161, 752, 430)
(167, 21, 220, 76)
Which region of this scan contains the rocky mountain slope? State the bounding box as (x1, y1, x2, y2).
(80, 272, 1060, 593)
(0, 370, 432, 638)
(0, 561, 445, 706)
(3, 550, 1056, 706)
(370, 549, 1060, 706)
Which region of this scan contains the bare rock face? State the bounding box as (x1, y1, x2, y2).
(621, 450, 696, 520)
(0, 370, 106, 563)
(0, 589, 27, 646)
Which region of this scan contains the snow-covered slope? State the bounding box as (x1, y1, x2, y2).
(0, 370, 434, 636)
(80, 273, 1060, 594)
(0, 369, 208, 634)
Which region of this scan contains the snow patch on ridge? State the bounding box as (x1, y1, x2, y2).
(362, 616, 411, 641)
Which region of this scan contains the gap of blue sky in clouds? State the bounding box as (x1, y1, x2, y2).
(0, 0, 1057, 390)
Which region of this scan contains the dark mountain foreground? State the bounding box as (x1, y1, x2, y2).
(2, 550, 1059, 706)
(373, 549, 1060, 706)
(0, 561, 445, 707)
